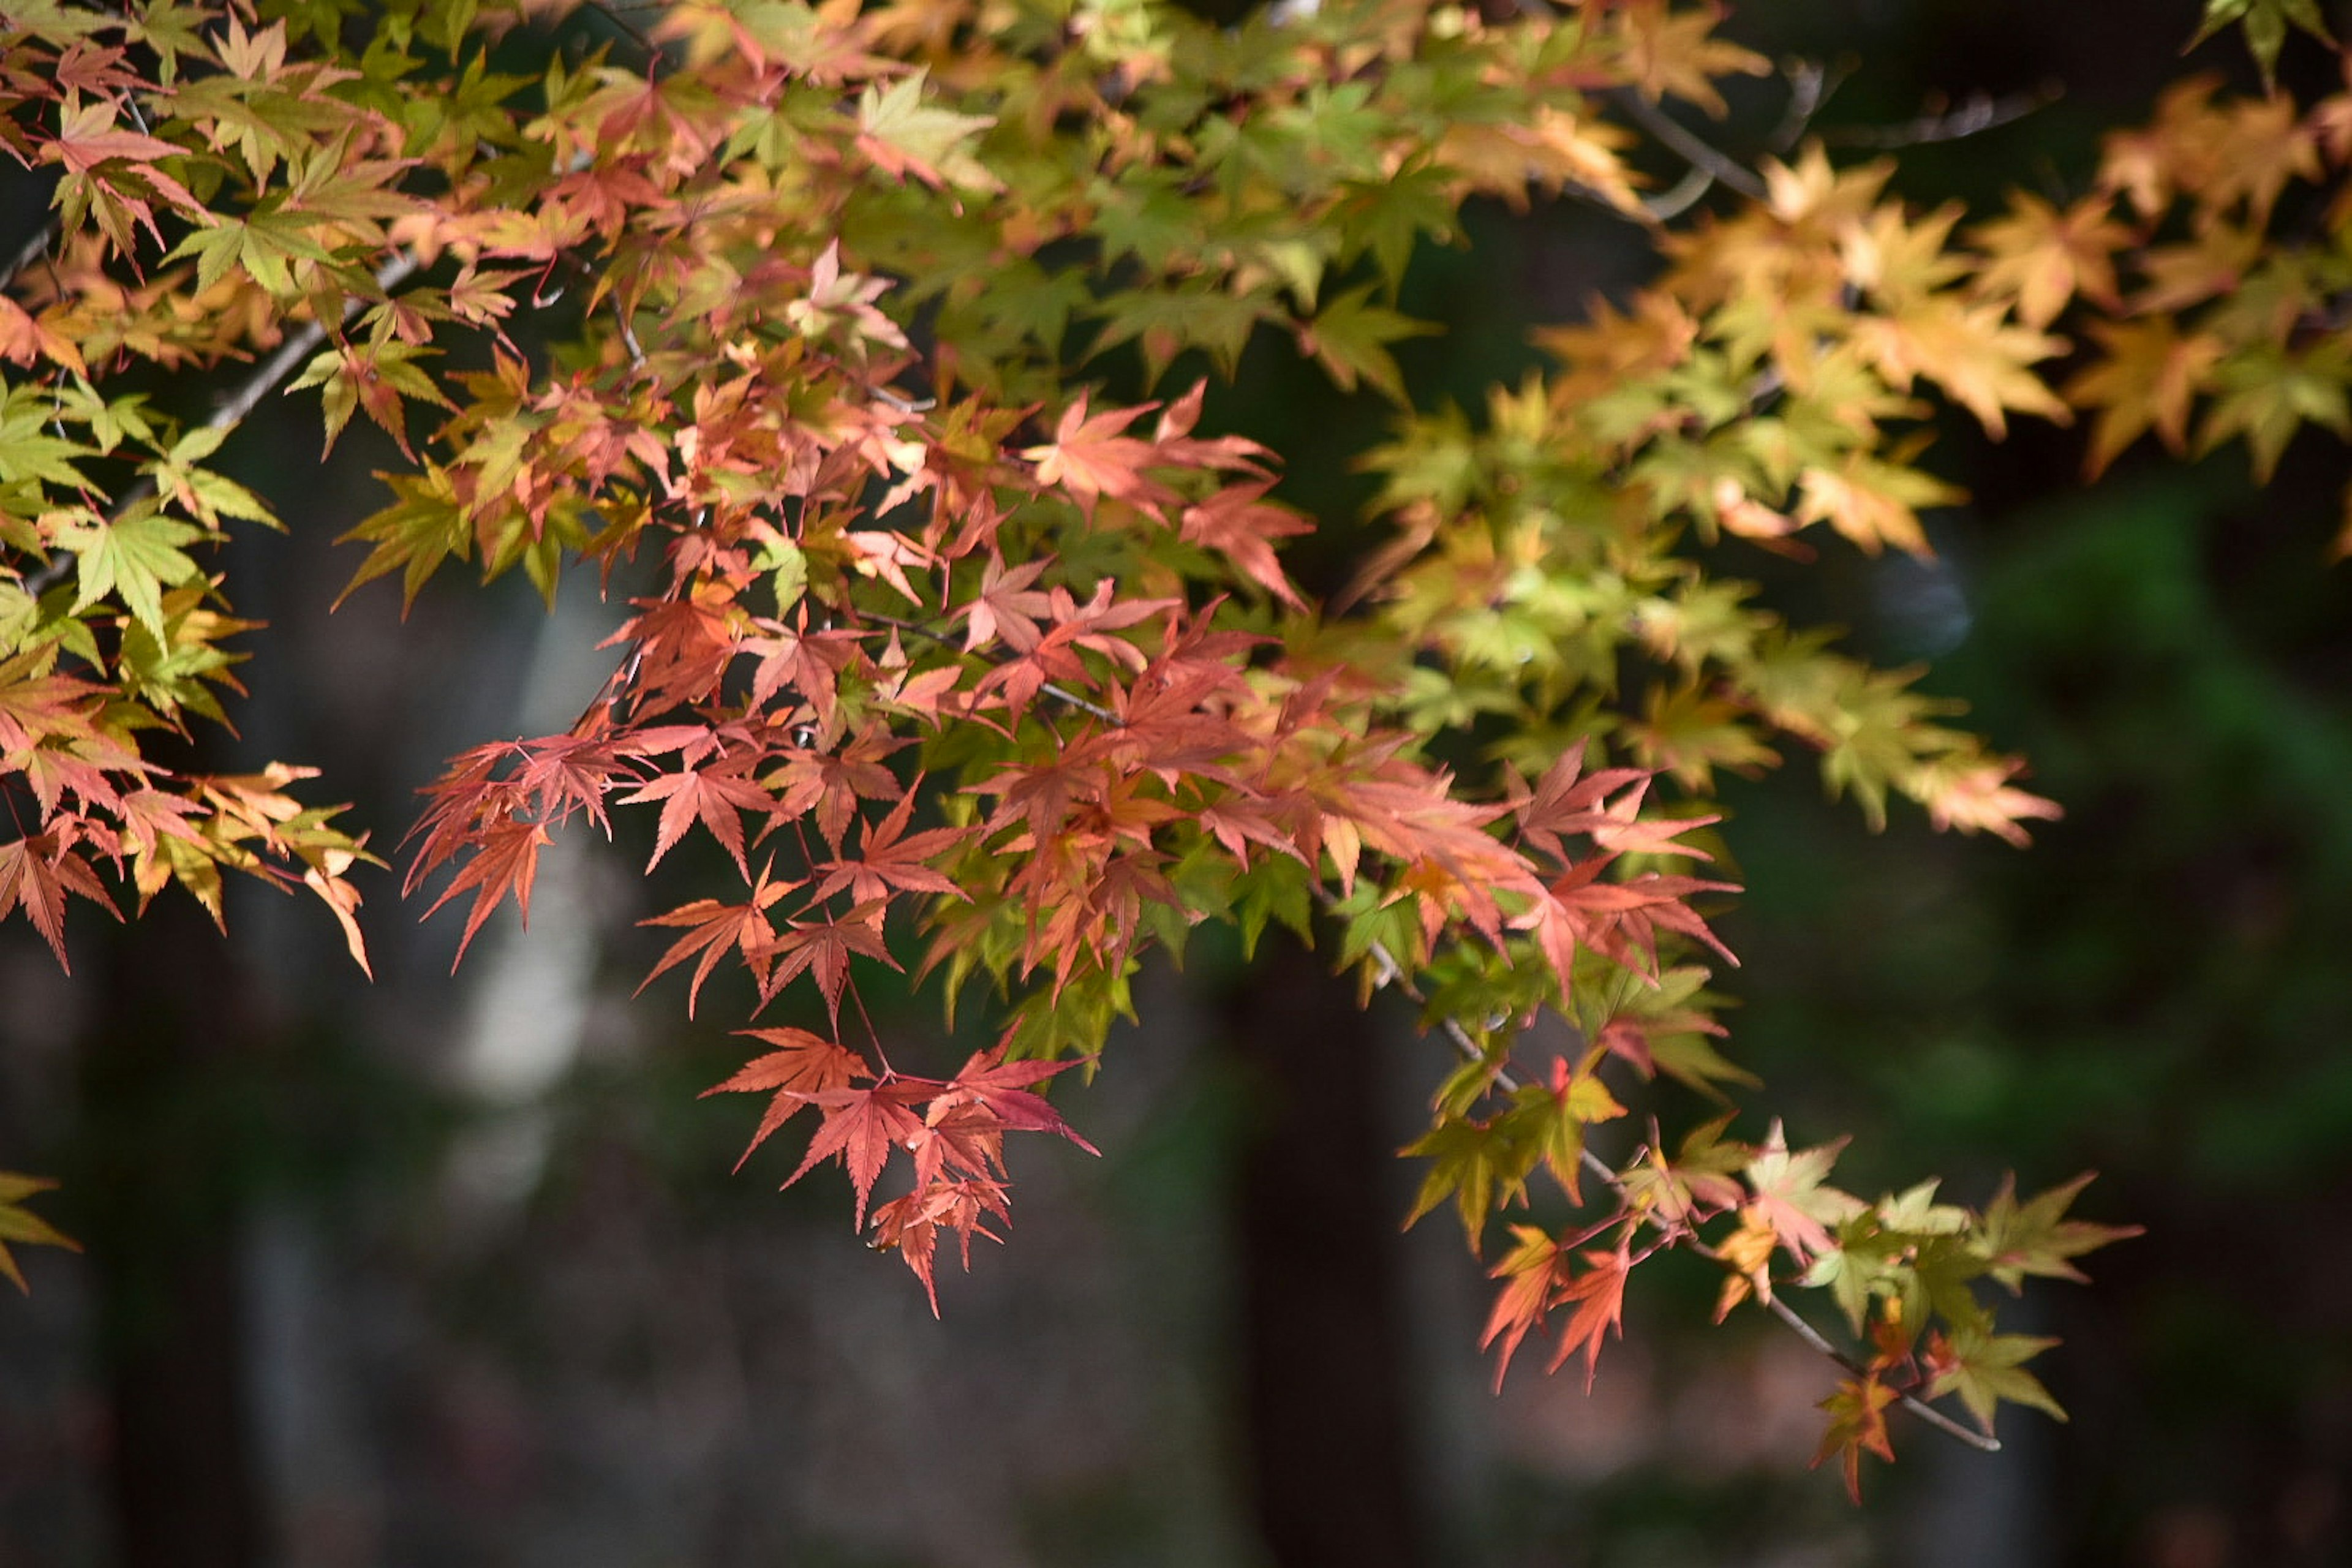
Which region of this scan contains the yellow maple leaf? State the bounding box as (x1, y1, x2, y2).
(1852, 297, 2068, 437)
(1793, 453, 1959, 556)
(2063, 317, 2226, 477)
(0, 1173, 79, 1293)
(1610, 0, 1771, 118)
(1969, 193, 2133, 330)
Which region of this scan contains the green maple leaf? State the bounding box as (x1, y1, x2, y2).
(336, 470, 471, 609)
(0, 1173, 80, 1293)
(64, 507, 206, 636)
(2191, 0, 2335, 89)
(1974, 1172, 2143, 1291)
(1404, 1114, 1539, 1248)
(857, 72, 999, 192)
(1926, 1325, 2067, 1431)
(1340, 164, 1460, 296)
(1300, 285, 1439, 404)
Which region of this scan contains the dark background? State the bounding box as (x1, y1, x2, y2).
(4, 2, 2350, 1564)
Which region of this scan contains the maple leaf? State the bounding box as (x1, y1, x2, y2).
(617, 756, 777, 876)
(1177, 483, 1311, 606)
(783, 1078, 942, 1227)
(637, 864, 799, 1017)
(1969, 194, 2130, 331)
(418, 816, 548, 970)
(1548, 1245, 1635, 1392)
(2191, 0, 2335, 92)
(1973, 1172, 2142, 1291)
(2065, 318, 2226, 478)
(0, 831, 120, 971)
(806, 794, 969, 907)
(1852, 298, 2068, 439)
(0, 1172, 80, 1293)
(1711, 1208, 1781, 1321)
(953, 557, 1053, 652)
(1297, 285, 1438, 404)
(939, 1049, 1099, 1154)
(1812, 1371, 1898, 1503)
(1480, 1225, 1566, 1389)
(765, 903, 900, 1023)
(1742, 1121, 1866, 1263)
(701, 1026, 870, 1170)
(1792, 454, 1958, 557)
(856, 71, 1000, 193)
(1923, 1325, 2068, 1432)
(58, 508, 206, 637)
(1022, 395, 1170, 520)
(1914, 757, 2065, 848)
(1403, 1114, 1537, 1248)
(869, 1173, 1012, 1316)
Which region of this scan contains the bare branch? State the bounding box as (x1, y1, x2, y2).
(1610, 90, 1770, 203)
(1825, 84, 2061, 151)
(0, 221, 56, 295)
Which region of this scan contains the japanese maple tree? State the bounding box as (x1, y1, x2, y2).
(6, 0, 2326, 1499)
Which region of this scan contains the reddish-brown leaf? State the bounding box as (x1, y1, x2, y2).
(1812, 1372, 1899, 1503)
(701, 1026, 870, 1169)
(784, 1078, 942, 1226)
(0, 831, 119, 971)
(637, 864, 799, 1017)
(1547, 1245, 1635, 1392)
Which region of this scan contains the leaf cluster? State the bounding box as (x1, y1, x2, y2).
(24, 0, 2328, 1490)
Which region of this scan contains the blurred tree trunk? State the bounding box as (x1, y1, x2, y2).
(81, 892, 265, 1568)
(1227, 933, 1430, 1568)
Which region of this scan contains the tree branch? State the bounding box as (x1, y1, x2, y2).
(1349, 916, 2002, 1455)
(1608, 90, 1770, 203)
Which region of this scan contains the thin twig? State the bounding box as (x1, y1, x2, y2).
(614, 296, 646, 366)
(1609, 90, 1770, 203)
(1642, 166, 1718, 223)
(1824, 85, 2060, 151)
(582, 0, 664, 67)
(1769, 58, 1846, 155)
(0, 221, 56, 295)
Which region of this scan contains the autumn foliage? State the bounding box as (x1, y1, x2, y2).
(10, 0, 2333, 1498)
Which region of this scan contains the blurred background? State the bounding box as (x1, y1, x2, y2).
(4, 1, 2351, 1564)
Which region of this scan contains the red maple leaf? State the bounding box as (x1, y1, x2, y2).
(954, 556, 1054, 653)
(636, 862, 799, 1017)
(0, 831, 119, 971)
(1022, 394, 1170, 519)
(1507, 749, 1657, 865)
(941, 1049, 1099, 1153)
(419, 816, 548, 968)
(1548, 1245, 1635, 1391)
(1481, 1226, 1568, 1389)
(617, 756, 777, 875)
(701, 1026, 870, 1169)
(805, 793, 970, 906)
(1177, 482, 1310, 606)
(764, 903, 900, 1022)
(784, 1077, 943, 1226)
(1812, 1372, 1898, 1503)
(869, 1172, 1012, 1314)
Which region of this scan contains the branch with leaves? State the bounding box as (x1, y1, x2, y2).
(17, 0, 2335, 1496)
